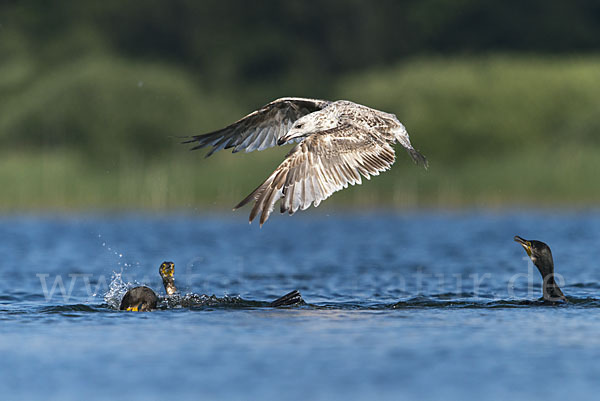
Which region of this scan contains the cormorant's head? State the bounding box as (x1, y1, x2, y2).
(159, 261, 177, 295)
(159, 261, 175, 278)
(514, 236, 554, 276)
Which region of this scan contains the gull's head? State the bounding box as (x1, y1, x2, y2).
(277, 115, 315, 145)
(277, 112, 336, 146)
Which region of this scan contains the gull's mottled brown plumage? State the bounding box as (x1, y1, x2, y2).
(184, 97, 427, 226)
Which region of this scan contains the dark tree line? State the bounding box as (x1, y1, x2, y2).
(3, 0, 600, 91)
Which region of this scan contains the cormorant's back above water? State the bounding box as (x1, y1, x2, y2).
(119, 286, 158, 311)
(514, 236, 567, 302)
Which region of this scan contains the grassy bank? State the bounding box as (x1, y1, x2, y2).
(2, 55, 600, 210)
(2, 145, 599, 212)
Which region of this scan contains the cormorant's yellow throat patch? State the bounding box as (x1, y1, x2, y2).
(520, 242, 532, 257)
(514, 236, 533, 257)
(126, 306, 139, 312)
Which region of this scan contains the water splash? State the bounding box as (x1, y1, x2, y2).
(98, 233, 130, 269)
(103, 270, 130, 309)
(157, 293, 250, 309)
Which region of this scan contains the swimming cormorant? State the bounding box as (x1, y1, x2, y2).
(120, 261, 304, 311)
(120, 261, 176, 311)
(184, 97, 427, 226)
(514, 236, 567, 302)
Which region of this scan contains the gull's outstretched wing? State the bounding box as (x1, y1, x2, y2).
(234, 124, 397, 226)
(184, 97, 330, 156)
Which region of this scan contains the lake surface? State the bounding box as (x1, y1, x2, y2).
(1, 211, 600, 400)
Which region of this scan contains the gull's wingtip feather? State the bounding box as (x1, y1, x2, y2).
(407, 148, 428, 170)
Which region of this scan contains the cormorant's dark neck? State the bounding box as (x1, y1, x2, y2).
(543, 282, 566, 302)
(534, 261, 566, 302)
(162, 276, 177, 295)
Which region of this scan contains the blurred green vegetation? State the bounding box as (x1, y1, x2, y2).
(1, 1, 599, 210)
(2, 55, 600, 210)
(338, 56, 600, 166)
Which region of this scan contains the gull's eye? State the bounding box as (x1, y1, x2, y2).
(295, 123, 303, 129)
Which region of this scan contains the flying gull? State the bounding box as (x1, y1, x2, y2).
(184, 97, 428, 226)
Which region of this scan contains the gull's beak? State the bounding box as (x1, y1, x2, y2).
(514, 235, 532, 257)
(277, 136, 289, 146)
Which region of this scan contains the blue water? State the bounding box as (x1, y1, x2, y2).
(2, 211, 600, 400)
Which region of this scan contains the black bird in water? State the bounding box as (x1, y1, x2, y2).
(120, 261, 304, 311)
(120, 261, 176, 311)
(514, 236, 567, 302)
